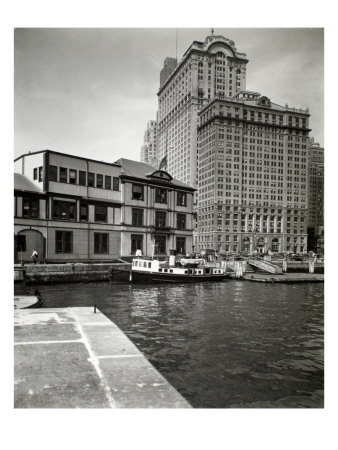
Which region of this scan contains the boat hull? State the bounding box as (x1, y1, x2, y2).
(129, 270, 228, 283)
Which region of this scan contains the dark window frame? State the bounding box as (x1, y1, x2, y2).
(176, 237, 186, 255)
(55, 230, 73, 253)
(96, 174, 103, 188)
(79, 171, 86, 186)
(88, 172, 95, 187)
(33, 168, 38, 180)
(49, 165, 58, 182)
(154, 235, 166, 255)
(80, 203, 88, 222)
(59, 167, 67, 183)
(94, 233, 109, 254)
(155, 211, 166, 228)
(69, 169, 77, 184)
(113, 177, 119, 191)
(132, 208, 143, 226)
(105, 175, 111, 190)
(155, 187, 167, 204)
(131, 234, 143, 254)
(132, 184, 144, 200)
(94, 204, 107, 223)
(177, 191, 187, 206)
(177, 213, 186, 230)
(52, 200, 76, 221)
(38, 166, 43, 182)
(22, 197, 39, 218)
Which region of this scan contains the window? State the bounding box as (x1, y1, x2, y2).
(53, 200, 76, 221)
(177, 191, 187, 206)
(88, 172, 95, 187)
(113, 177, 119, 191)
(176, 237, 186, 255)
(96, 174, 103, 188)
(33, 168, 38, 180)
(154, 235, 166, 254)
(22, 198, 39, 218)
(105, 176, 111, 190)
(60, 168, 67, 183)
(49, 165, 57, 181)
(132, 208, 143, 226)
(177, 213, 186, 230)
(94, 233, 108, 254)
(132, 184, 144, 200)
(80, 204, 88, 222)
(69, 169, 77, 184)
(155, 211, 166, 228)
(38, 167, 43, 182)
(55, 231, 72, 253)
(95, 205, 107, 222)
(155, 188, 167, 204)
(16, 235, 26, 252)
(131, 234, 143, 254)
(79, 171, 86, 186)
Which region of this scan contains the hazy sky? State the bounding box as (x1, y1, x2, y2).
(14, 28, 324, 162)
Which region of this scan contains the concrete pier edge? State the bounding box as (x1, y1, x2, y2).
(14, 307, 191, 408)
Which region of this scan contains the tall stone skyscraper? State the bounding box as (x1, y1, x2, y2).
(140, 120, 157, 167)
(195, 91, 310, 254)
(157, 34, 248, 188)
(307, 138, 324, 253)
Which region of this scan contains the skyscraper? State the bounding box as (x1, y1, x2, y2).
(307, 138, 324, 253)
(140, 120, 158, 167)
(157, 34, 248, 188)
(195, 91, 310, 254)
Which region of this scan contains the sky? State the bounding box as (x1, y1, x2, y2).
(15, 27, 324, 163)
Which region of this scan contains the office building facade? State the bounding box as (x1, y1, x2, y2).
(307, 138, 324, 253)
(195, 91, 310, 254)
(157, 34, 248, 188)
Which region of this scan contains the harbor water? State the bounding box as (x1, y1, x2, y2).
(37, 280, 324, 408)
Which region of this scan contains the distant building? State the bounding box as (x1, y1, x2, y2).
(195, 91, 310, 254)
(140, 120, 157, 166)
(157, 34, 248, 188)
(160, 57, 177, 88)
(14, 150, 195, 263)
(307, 138, 324, 254)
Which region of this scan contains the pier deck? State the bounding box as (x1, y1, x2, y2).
(14, 307, 190, 408)
(242, 273, 324, 283)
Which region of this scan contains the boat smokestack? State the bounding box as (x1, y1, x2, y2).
(169, 249, 177, 267)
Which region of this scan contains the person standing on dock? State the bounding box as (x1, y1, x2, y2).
(31, 249, 38, 264)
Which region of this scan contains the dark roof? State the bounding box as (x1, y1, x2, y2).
(115, 158, 195, 190)
(14, 173, 43, 193)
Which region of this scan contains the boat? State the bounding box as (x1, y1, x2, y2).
(128, 252, 229, 283)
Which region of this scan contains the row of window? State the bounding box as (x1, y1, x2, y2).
(132, 185, 187, 206)
(34, 165, 120, 190)
(16, 232, 186, 256)
(19, 198, 188, 229)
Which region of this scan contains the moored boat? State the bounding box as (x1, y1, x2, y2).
(129, 257, 228, 283)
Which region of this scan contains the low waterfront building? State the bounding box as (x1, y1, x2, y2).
(14, 150, 195, 263)
(195, 91, 310, 254)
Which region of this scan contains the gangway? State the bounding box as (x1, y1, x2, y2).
(248, 258, 283, 274)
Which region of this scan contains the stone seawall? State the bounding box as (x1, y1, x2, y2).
(24, 263, 131, 284)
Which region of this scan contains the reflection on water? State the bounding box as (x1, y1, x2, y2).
(38, 280, 324, 408)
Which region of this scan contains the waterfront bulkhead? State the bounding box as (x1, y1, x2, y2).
(14, 150, 195, 263)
